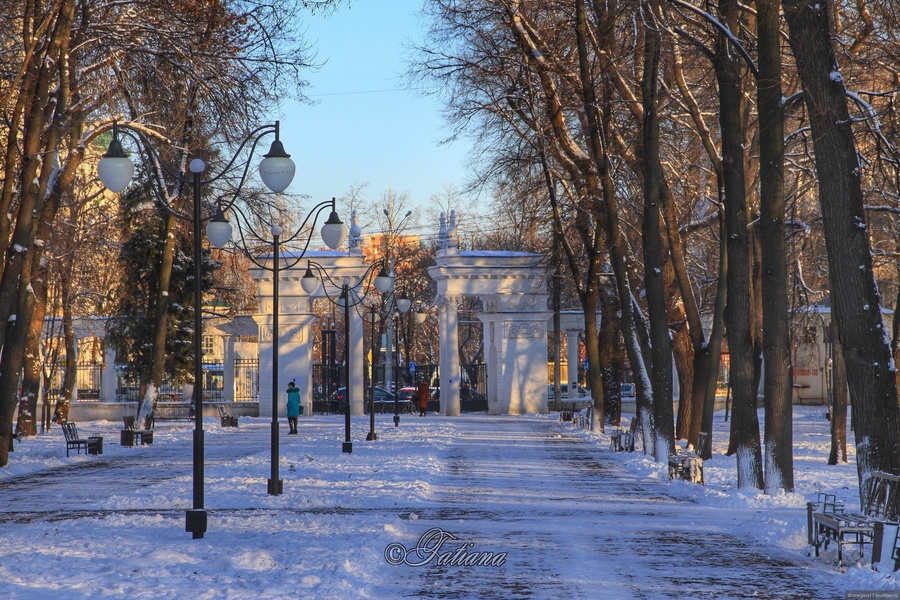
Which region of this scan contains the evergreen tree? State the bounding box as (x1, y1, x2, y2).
(106, 204, 214, 398)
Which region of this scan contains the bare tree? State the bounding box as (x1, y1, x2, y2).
(757, 0, 794, 492)
(783, 0, 900, 486)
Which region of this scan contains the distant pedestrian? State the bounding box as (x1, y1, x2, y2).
(286, 381, 301, 434)
(417, 380, 429, 417)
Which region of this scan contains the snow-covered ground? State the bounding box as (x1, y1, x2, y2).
(0, 406, 897, 599)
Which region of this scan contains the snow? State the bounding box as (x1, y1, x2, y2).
(0, 406, 897, 599)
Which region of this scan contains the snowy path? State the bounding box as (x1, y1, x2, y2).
(0, 426, 250, 519)
(0, 414, 853, 599)
(391, 416, 843, 599)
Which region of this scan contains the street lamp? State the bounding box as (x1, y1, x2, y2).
(213, 197, 347, 495)
(382, 209, 414, 392)
(389, 293, 412, 427)
(301, 261, 391, 452)
(321, 317, 337, 411)
(364, 298, 379, 441)
(365, 289, 410, 434)
(97, 120, 293, 539)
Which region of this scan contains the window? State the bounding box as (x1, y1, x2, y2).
(202, 335, 215, 357)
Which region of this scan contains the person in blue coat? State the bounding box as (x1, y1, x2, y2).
(286, 381, 301, 434)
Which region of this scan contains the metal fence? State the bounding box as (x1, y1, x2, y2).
(115, 371, 184, 403)
(77, 363, 102, 400)
(234, 358, 259, 401)
(45, 363, 104, 401)
(47, 358, 486, 407)
(114, 362, 225, 402)
(312, 363, 344, 413)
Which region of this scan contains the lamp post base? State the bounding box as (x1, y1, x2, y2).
(394, 415, 400, 427)
(342, 442, 353, 453)
(267, 479, 283, 495)
(185, 509, 207, 539)
(366, 431, 377, 441)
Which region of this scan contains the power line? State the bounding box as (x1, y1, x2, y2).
(307, 88, 405, 98)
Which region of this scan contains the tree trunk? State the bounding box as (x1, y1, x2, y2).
(583, 290, 607, 429)
(59, 293, 78, 422)
(598, 288, 623, 426)
(698, 207, 728, 460)
(0, 0, 78, 467)
(660, 174, 704, 442)
(138, 210, 180, 425)
(784, 0, 900, 483)
(829, 319, 848, 464)
(757, 0, 794, 492)
(893, 257, 900, 396)
(713, 0, 764, 489)
(640, 0, 675, 460)
(16, 270, 49, 438)
(576, 0, 649, 440)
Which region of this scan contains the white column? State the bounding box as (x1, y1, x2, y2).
(222, 334, 235, 403)
(566, 330, 580, 388)
(102, 345, 117, 402)
(479, 311, 551, 415)
(486, 321, 502, 414)
(505, 317, 551, 414)
(253, 314, 275, 417)
(439, 294, 460, 416)
(280, 314, 318, 417)
(349, 306, 365, 416)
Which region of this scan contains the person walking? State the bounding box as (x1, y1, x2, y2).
(417, 379, 430, 417)
(286, 381, 301, 434)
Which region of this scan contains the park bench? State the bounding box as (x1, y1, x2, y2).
(120, 416, 153, 446)
(62, 422, 103, 457)
(152, 401, 193, 422)
(611, 416, 639, 453)
(217, 405, 239, 427)
(667, 431, 706, 485)
(887, 524, 900, 571)
(807, 471, 900, 570)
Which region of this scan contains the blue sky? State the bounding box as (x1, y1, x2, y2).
(278, 1, 477, 214)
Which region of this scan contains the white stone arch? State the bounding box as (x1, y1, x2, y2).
(427, 212, 551, 415)
(250, 249, 374, 418)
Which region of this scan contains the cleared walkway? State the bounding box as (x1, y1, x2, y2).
(0, 415, 845, 599)
(390, 416, 840, 599)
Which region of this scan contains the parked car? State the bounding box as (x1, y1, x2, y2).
(620, 382, 636, 398)
(548, 384, 591, 409)
(395, 387, 419, 413)
(330, 386, 400, 413)
(547, 384, 588, 400)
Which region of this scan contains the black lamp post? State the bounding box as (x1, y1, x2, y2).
(322, 320, 336, 408)
(340, 282, 352, 452)
(366, 300, 378, 441)
(97, 120, 295, 539)
(217, 198, 347, 495)
(388, 294, 412, 426)
(301, 261, 392, 452)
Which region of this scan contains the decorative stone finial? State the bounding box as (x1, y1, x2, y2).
(448, 209, 458, 249)
(348, 210, 362, 254)
(438, 211, 448, 248)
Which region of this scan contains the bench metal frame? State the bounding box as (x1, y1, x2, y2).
(120, 416, 154, 446)
(217, 405, 239, 427)
(808, 472, 900, 570)
(62, 422, 103, 457)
